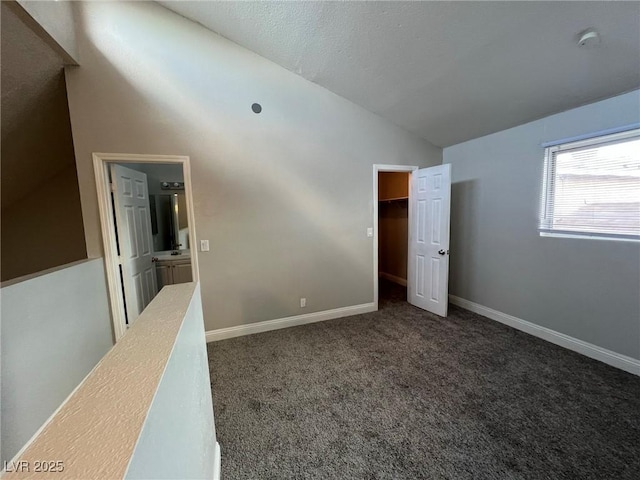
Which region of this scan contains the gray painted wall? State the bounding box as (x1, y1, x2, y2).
(66, 1, 442, 332)
(0, 259, 113, 464)
(125, 285, 217, 479)
(444, 90, 640, 360)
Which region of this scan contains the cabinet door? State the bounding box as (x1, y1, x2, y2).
(156, 264, 173, 289)
(172, 262, 193, 284)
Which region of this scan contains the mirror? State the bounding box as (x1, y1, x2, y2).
(149, 193, 189, 252)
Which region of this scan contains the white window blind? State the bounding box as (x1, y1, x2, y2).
(540, 128, 640, 241)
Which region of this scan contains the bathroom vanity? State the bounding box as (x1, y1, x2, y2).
(153, 251, 192, 288)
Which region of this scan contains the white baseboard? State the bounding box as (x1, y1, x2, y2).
(449, 295, 640, 376)
(213, 442, 221, 480)
(379, 272, 407, 287)
(206, 303, 377, 342)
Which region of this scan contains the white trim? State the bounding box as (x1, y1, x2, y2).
(540, 122, 640, 148)
(544, 126, 640, 151)
(539, 231, 640, 243)
(93, 153, 200, 342)
(449, 295, 640, 376)
(379, 272, 407, 287)
(373, 164, 418, 311)
(213, 442, 221, 480)
(205, 303, 376, 342)
(539, 128, 640, 240)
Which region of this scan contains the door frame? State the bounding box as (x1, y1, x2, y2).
(93, 152, 200, 341)
(372, 164, 418, 310)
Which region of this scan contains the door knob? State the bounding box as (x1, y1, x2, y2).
(438, 249, 449, 255)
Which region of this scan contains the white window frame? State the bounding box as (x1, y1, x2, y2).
(540, 128, 640, 242)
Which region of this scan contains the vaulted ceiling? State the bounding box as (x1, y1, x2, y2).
(159, 1, 640, 147)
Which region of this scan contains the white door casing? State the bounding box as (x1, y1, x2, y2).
(408, 164, 451, 316)
(110, 164, 158, 323)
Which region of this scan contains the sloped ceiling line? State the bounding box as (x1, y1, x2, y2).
(157, 1, 640, 147)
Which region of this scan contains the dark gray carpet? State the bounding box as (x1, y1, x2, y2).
(207, 281, 640, 479)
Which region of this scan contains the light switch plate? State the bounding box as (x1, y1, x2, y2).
(200, 239, 210, 252)
(367, 227, 373, 237)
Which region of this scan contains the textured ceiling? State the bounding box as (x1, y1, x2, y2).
(158, 1, 640, 147)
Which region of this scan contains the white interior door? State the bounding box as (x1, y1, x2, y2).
(408, 164, 451, 316)
(110, 164, 157, 324)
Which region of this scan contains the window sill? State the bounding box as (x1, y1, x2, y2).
(539, 231, 640, 243)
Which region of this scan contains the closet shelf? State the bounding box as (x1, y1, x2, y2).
(379, 196, 409, 203)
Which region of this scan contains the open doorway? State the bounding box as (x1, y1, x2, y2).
(373, 165, 417, 310)
(378, 171, 410, 306)
(93, 153, 199, 341)
(373, 164, 452, 316)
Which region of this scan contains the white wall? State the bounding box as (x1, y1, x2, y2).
(2, 283, 218, 480)
(0, 259, 113, 464)
(66, 1, 442, 332)
(444, 90, 640, 360)
(125, 285, 218, 480)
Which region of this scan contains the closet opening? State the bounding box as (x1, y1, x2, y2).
(373, 163, 452, 316)
(377, 171, 411, 307)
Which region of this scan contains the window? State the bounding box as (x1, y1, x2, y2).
(540, 128, 640, 241)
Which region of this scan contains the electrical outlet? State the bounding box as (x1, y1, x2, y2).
(300, 297, 307, 308)
(200, 239, 210, 252)
(367, 227, 373, 237)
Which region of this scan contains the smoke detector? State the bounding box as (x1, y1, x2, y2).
(577, 28, 600, 48)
